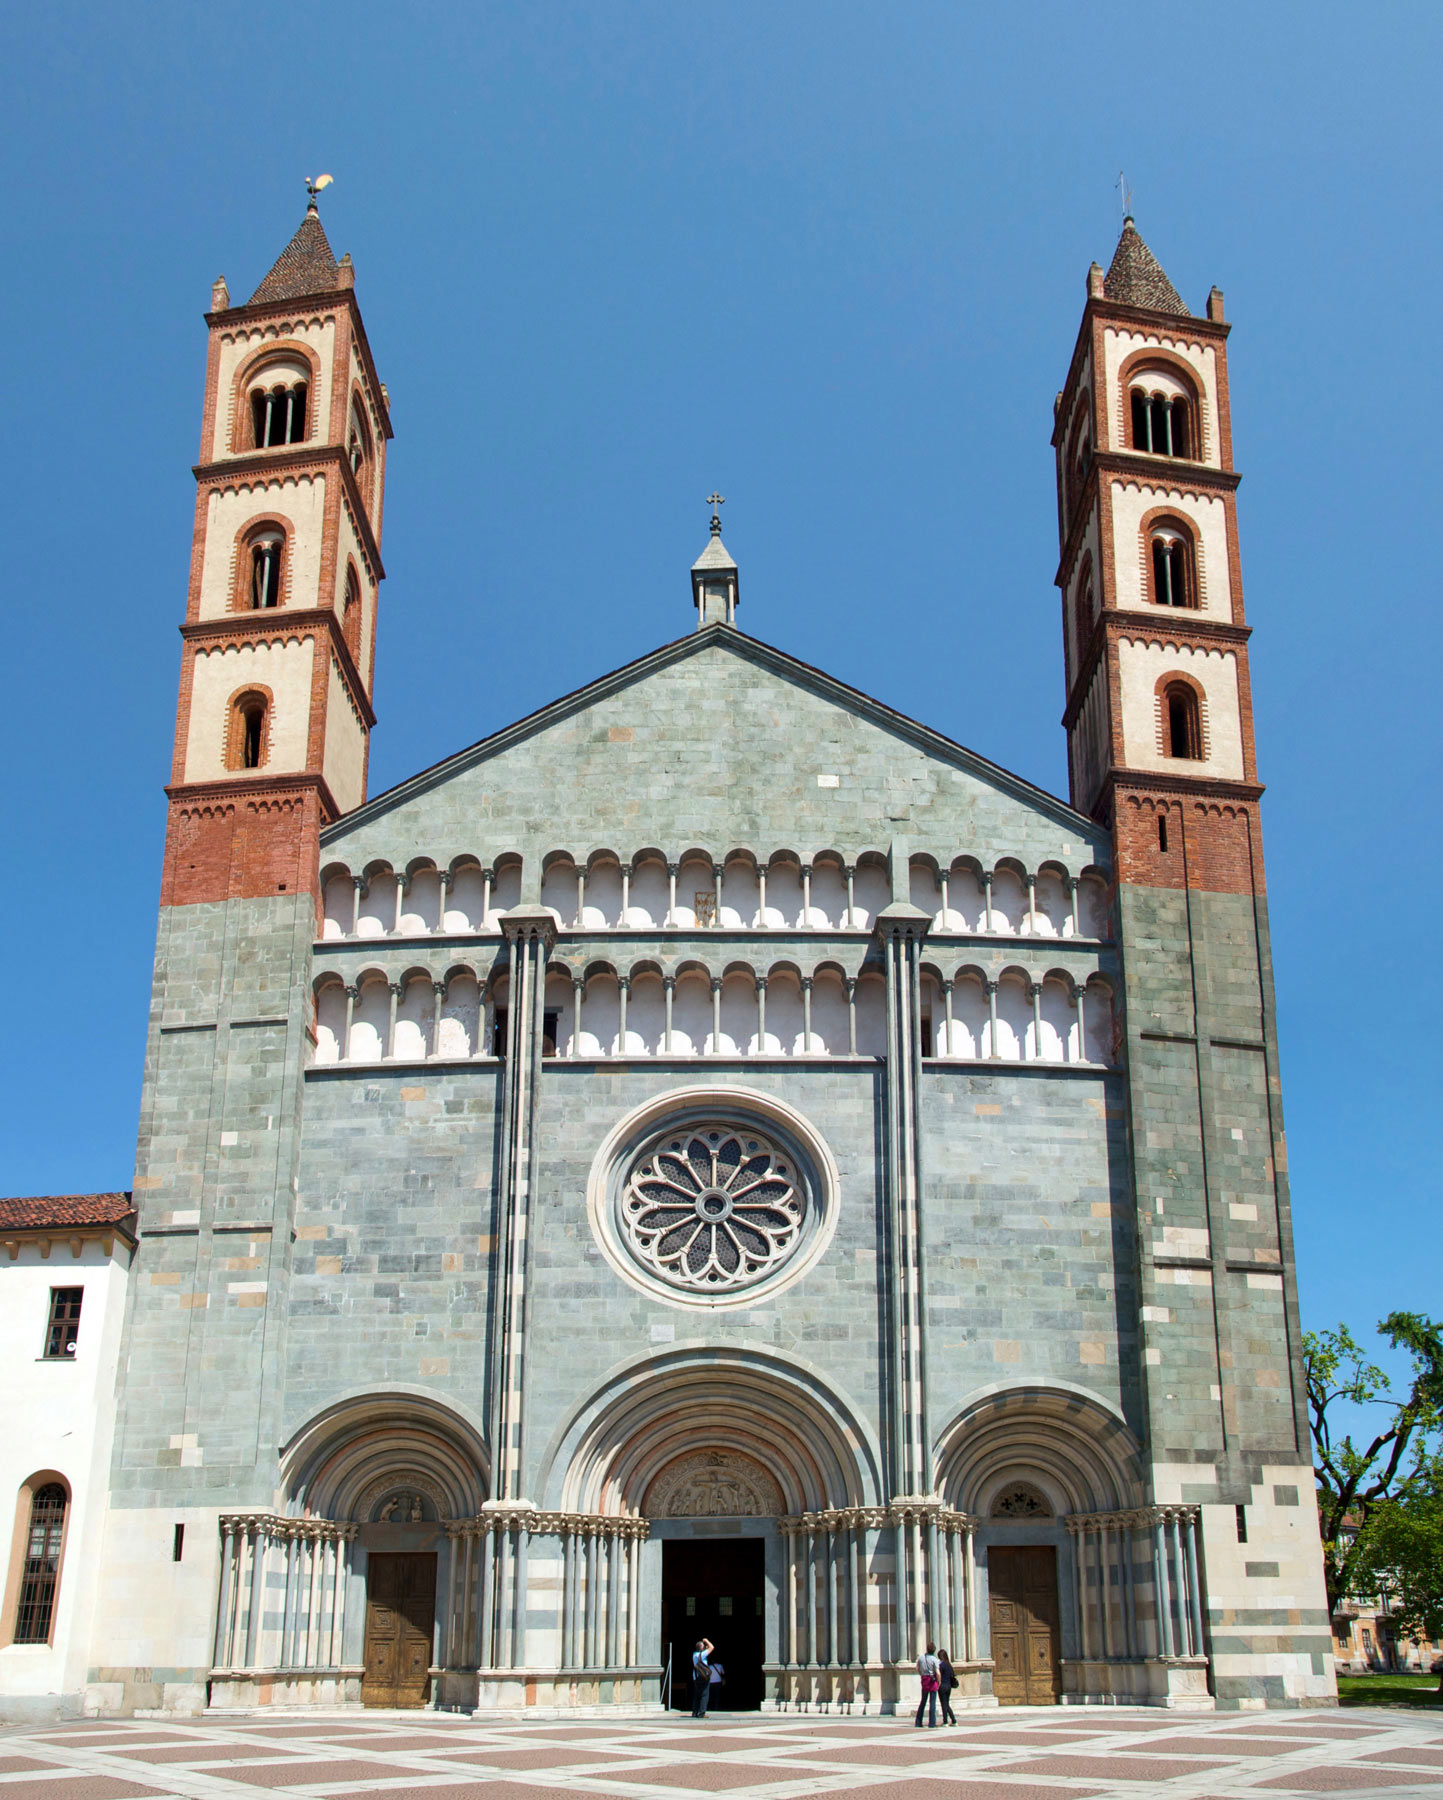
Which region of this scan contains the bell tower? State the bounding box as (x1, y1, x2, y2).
(1052, 220, 1331, 1706)
(162, 185, 391, 912)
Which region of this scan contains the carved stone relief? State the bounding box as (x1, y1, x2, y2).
(643, 1449, 785, 1519)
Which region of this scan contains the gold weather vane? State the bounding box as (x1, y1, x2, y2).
(707, 492, 725, 534)
(306, 173, 335, 206)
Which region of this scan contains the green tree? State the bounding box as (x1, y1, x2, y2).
(1351, 1475, 1443, 1690)
(1304, 1313, 1443, 1619)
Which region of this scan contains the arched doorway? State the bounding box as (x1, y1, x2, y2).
(936, 1386, 1145, 1707)
(545, 1347, 881, 1711)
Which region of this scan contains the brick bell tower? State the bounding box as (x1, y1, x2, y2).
(1052, 220, 1332, 1705)
(163, 183, 391, 912)
(106, 191, 393, 1545)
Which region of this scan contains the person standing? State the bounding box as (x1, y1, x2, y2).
(915, 1642, 941, 1727)
(937, 1647, 958, 1725)
(691, 1638, 714, 1718)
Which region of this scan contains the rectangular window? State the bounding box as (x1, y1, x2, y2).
(173, 1524, 185, 1563)
(542, 1011, 560, 1059)
(920, 1016, 934, 1057)
(1235, 1504, 1248, 1543)
(44, 1288, 83, 1360)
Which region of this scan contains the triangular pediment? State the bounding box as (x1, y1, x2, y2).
(324, 627, 1107, 874)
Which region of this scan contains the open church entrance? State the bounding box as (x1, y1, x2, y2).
(662, 1538, 765, 1711)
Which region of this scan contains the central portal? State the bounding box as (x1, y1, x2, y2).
(661, 1537, 765, 1711)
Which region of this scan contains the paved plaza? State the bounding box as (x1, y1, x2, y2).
(3, 1708, 1443, 1800)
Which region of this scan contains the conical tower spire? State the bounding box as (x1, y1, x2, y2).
(1103, 215, 1187, 316)
(249, 193, 342, 304)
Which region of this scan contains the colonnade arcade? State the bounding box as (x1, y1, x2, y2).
(206, 1375, 1209, 1713)
(318, 852, 1113, 942)
(311, 959, 1119, 1068)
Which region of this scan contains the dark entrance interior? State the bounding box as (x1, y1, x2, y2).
(661, 1537, 765, 1711)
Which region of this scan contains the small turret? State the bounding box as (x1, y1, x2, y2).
(692, 493, 738, 627)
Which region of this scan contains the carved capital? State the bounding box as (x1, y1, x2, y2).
(500, 907, 558, 951)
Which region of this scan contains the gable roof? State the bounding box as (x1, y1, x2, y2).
(0, 1192, 135, 1237)
(1104, 218, 1188, 316)
(324, 624, 1100, 844)
(250, 204, 341, 304)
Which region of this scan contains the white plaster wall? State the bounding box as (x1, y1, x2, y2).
(0, 1240, 130, 1710)
(1109, 480, 1232, 620)
(210, 317, 337, 464)
(1102, 325, 1221, 468)
(84, 1505, 222, 1718)
(1117, 638, 1244, 781)
(184, 637, 316, 783)
(197, 475, 327, 621)
(322, 656, 366, 815)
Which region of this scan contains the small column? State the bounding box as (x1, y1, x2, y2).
(852, 1520, 869, 1669)
(985, 979, 999, 1058)
(710, 975, 723, 1055)
(801, 975, 813, 1054)
(562, 1529, 577, 1666)
(1025, 870, 1038, 933)
(244, 1522, 267, 1667)
(1183, 1512, 1205, 1658)
(1098, 1520, 1112, 1659)
(662, 975, 675, 1053)
(757, 864, 768, 926)
(351, 874, 365, 936)
(1028, 981, 1043, 1062)
(925, 1512, 941, 1647)
(482, 866, 494, 928)
(1120, 1516, 1137, 1658)
(437, 869, 452, 933)
(213, 1523, 237, 1668)
(328, 1530, 350, 1668)
(576, 866, 586, 928)
(1066, 875, 1080, 938)
(822, 1525, 836, 1667)
(982, 870, 994, 931)
(755, 974, 767, 1055)
(571, 974, 584, 1059)
(386, 981, 401, 1059)
(430, 980, 446, 1059)
(801, 861, 812, 927)
(713, 861, 724, 928)
(616, 975, 630, 1056)
(1151, 1515, 1174, 1658)
(342, 984, 357, 1061)
(393, 873, 407, 934)
(626, 1528, 642, 1666)
(845, 864, 857, 928)
(620, 862, 632, 926)
(938, 867, 951, 926)
(477, 1524, 496, 1668)
(845, 977, 857, 1055)
(941, 977, 955, 1058)
(666, 862, 678, 928)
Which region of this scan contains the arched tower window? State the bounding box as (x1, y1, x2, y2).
(1130, 385, 1192, 458)
(1163, 681, 1203, 760)
(13, 1484, 67, 1643)
(251, 381, 308, 448)
(1149, 526, 1196, 608)
(250, 533, 283, 609)
(348, 401, 371, 480)
(342, 565, 362, 659)
(228, 690, 270, 771)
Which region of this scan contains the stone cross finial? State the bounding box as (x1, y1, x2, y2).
(707, 492, 725, 535)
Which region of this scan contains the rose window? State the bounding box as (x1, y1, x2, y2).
(620, 1123, 806, 1293)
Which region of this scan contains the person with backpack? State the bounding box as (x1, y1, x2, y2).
(937, 1647, 958, 1724)
(915, 1641, 941, 1727)
(691, 1637, 714, 1718)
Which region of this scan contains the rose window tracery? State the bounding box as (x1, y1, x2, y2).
(620, 1123, 805, 1293)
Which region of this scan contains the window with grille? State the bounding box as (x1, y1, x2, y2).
(13, 1484, 67, 1643)
(44, 1287, 82, 1360)
(251, 382, 308, 448)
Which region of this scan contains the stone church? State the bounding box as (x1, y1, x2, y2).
(12, 197, 1335, 1718)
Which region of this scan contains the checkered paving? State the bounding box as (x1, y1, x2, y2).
(5, 1708, 1443, 1800)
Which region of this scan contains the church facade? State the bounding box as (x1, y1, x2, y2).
(33, 201, 1334, 1718)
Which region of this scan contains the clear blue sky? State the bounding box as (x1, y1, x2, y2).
(1, 3, 1438, 1376)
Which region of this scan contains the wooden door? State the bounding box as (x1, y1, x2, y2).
(363, 1553, 436, 1707)
(988, 1546, 1061, 1705)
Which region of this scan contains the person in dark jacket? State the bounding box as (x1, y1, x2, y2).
(937, 1647, 958, 1724)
